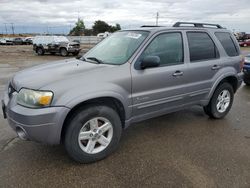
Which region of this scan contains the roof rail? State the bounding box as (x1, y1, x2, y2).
(140, 25, 162, 27)
(173, 22, 224, 29)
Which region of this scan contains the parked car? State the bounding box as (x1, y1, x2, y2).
(2, 22, 243, 163)
(0, 38, 7, 45)
(23, 37, 33, 45)
(33, 36, 80, 56)
(97, 31, 110, 38)
(239, 39, 250, 47)
(243, 54, 250, 85)
(13, 37, 24, 45)
(0, 38, 13, 45)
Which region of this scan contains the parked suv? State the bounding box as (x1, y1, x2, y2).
(2, 22, 243, 163)
(33, 36, 80, 56)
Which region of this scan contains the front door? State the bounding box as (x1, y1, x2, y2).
(131, 32, 189, 118)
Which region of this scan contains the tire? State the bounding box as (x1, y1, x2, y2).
(64, 105, 122, 163)
(244, 74, 250, 86)
(203, 82, 234, 119)
(36, 48, 44, 55)
(60, 48, 68, 57)
(72, 51, 79, 56)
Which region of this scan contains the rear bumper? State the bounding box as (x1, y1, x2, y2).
(2, 92, 70, 145)
(236, 72, 244, 89)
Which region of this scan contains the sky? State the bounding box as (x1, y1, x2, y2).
(0, 0, 250, 34)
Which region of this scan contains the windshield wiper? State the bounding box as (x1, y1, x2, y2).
(85, 57, 104, 64)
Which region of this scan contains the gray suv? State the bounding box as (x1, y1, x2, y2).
(2, 22, 244, 163)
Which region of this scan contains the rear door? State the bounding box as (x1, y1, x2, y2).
(183, 31, 221, 102)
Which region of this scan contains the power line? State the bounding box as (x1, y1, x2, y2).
(4, 23, 8, 34)
(10, 23, 15, 35)
(156, 12, 159, 26)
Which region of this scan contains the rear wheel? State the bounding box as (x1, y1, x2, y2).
(36, 48, 44, 55)
(203, 82, 234, 119)
(60, 48, 68, 57)
(64, 105, 122, 163)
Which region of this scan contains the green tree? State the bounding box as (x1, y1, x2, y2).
(69, 19, 85, 36)
(92, 20, 111, 35)
(84, 29, 93, 36)
(92, 20, 121, 35)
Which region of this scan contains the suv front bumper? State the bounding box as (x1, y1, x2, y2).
(2, 92, 70, 145)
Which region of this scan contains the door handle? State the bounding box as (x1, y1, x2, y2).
(211, 65, 221, 70)
(172, 70, 183, 77)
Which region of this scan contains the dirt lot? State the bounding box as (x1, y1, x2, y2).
(0, 45, 250, 188)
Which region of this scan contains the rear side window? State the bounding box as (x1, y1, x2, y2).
(215, 32, 239, 57)
(187, 32, 219, 62)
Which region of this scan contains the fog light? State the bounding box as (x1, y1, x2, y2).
(16, 127, 28, 140)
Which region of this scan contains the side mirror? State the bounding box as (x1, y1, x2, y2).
(141, 56, 160, 69)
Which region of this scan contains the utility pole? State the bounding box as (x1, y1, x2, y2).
(156, 12, 159, 26)
(4, 23, 8, 34)
(10, 23, 14, 35)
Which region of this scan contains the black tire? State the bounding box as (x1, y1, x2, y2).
(72, 51, 79, 56)
(36, 48, 44, 55)
(64, 105, 122, 163)
(60, 48, 68, 57)
(243, 74, 250, 86)
(203, 82, 234, 119)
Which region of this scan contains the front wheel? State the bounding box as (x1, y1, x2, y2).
(203, 82, 234, 119)
(64, 105, 122, 163)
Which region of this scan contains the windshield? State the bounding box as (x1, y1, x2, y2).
(83, 31, 149, 65)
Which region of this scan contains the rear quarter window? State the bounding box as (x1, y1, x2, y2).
(215, 32, 239, 57)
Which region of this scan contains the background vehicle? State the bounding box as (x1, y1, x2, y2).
(13, 37, 24, 45)
(239, 39, 250, 47)
(0, 38, 14, 45)
(23, 37, 33, 45)
(243, 54, 250, 85)
(33, 36, 80, 56)
(0, 38, 7, 45)
(2, 22, 243, 163)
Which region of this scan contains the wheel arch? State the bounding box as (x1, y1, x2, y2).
(207, 74, 238, 102)
(60, 96, 126, 143)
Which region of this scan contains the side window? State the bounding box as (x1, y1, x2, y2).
(139, 32, 183, 66)
(187, 32, 219, 62)
(215, 32, 239, 57)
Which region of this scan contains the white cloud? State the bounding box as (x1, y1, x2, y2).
(0, 0, 249, 33)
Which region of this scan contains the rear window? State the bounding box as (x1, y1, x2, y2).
(187, 32, 219, 62)
(215, 32, 239, 57)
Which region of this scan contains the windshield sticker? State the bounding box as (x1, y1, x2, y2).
(126, 33, 142, 39)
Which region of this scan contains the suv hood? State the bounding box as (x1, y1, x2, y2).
(12, 58, 111, 91)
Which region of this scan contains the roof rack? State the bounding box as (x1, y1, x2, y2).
(140, 25, 162, 27)
(173, 22, 224, 29)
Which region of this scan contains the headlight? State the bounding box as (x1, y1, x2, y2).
(17, 88, 53, 108)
